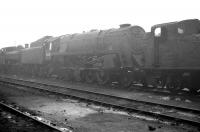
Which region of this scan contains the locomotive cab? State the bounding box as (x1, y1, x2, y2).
(148, 19, 200, 91)
(43, 37, 60, 61)
(2, 46, 22, 65)
(151, 19, 200, 69)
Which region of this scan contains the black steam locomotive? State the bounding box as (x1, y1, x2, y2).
(0, 19, 200, 92)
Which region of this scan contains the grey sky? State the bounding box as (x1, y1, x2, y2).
(0, 0, 199, 48)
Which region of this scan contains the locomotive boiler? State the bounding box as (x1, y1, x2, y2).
(46, 24, 146, 87)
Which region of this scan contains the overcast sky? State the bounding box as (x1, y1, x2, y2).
(0, 0, 199, 48)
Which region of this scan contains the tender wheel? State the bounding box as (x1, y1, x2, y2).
(80, 70, 85, 82)
(190, 72, 200, 93)
(96, 70, 110, 85)
(85, 70, 95, 83)
(119, 71, 133, 88)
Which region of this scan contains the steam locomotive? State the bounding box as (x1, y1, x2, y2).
(1, 19, 200, 92)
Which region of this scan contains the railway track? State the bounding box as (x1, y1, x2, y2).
(0, 76, 200, 128)
(131, 83, 200, 96)
(0, 100, 70, 132)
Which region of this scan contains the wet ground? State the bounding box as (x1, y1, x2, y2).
(0, 83, 199, 132)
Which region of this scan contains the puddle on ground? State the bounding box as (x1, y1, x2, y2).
(34, 102, 97, 120)
(28, 97, 159, 122)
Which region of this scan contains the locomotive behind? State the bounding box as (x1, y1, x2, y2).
(0, 19, 200, 92)
(144, 19, 200, 91)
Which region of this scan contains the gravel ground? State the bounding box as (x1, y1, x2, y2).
(0, 84, 199, 132)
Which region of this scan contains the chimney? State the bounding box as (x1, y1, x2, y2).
(25, 44, 29, 48)
(119, 24, 131, 28)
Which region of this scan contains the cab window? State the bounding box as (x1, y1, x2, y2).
(154, 27, 161, 37)
(177, 28, 184, 34)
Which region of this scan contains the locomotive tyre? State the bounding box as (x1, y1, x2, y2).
(96, 70, 110, 85)
(119, 71, 133, 88)
(73, 69, 81, 82)
(85, 70, 96, 83)
(80, 70, 86, 82)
